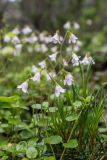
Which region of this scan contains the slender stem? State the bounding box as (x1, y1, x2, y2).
(59, 31, 71, 65)
(60, 112, 81, 160)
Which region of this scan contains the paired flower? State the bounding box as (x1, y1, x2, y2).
(64, 74, 73, 86)
(14, 44, 22, 56)
(81, 55, 95, 65)
(12, 36, 20, 45)
(26, 35, 38, 44)
(32, 65, 39, 74)
(55, 85, 65, 97)
(22, 26, 32, 35)
(17, 81, 28, 93)
(38, 60, 47, 69)
(46, 72, 56, 81)
(68, 33, 78, 44)
(71, 53, 80, 66)
(31, 72, 41, 82)
(41, 44, 48, 53)
(51, 32, 63, 44)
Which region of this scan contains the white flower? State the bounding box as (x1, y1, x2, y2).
(17, 81, 28, 93)
(55, 85, 65, 97)
(64, 74, 73, 86)
(81, 55, 95, 65)
(73, 22, 80, 30)
(31, 72, 40, 82)
(73, 41, 82, 52)
(63, 59, 68, 66)
(38, 60, 47, 69)
(51, 32, 62, 44)
(41, 44, 48, 53)
(39, 33, 45, 41)
(14, 44, 22, 56)
(11, 36, 20, 44)
(44, 36, 52, 44)
(71, 53, 80, 66)
(27, 35, 38, 43)
(73, 45, 80, 52)
(27, 47, 33, 53)
(66, 46, 73, 53)
(4, 35, 11, 43)
(32, 65, 39, 74)
(46, 72, 56, 81)
(51, 46, 57, 53)
(86, 19, 92, 26)
(63, 21, 71, 30)
(68, 33, 78, 44)
(49, 52, 57, 62)
(12, 28, 20, 35)
(22, 26, 32, 35)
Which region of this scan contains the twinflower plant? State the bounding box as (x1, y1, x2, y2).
(0, 28, 106, 160)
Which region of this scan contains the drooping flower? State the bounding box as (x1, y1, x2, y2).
(86, 19, 92, 26)
(73, 22, 80, 30)
(4, 35, 11, 43)
(12, 36, 20, 45)
(26, 35, 38, 44)
(31, 72, 40, 82)
(38, 60, 47, 69)
(81, 55, 95, 65)
(73, 40, 82, 52)
(71, 53, 80, 66)
(63, 21, 71, 30)
(12, 27, 20, 35)
(17, 81, 28, 93)
(22, 26, 32, 35)
(44, 36, 52, 44)
(41, 44, 48, 53)
(46, 72, 56, 81)
(39, 32, 46, 42)
(68, 33, 78, 44)
(51, 32, 63, 44)
(14, 44, 22, 56)
(54, 85, 65, 97)
(64, 74, 74, 86)
(51, 46, 57, 53)
(63, 59, 68, 66)
(32, 65, 39, 74)
(49, 52, 57, 62)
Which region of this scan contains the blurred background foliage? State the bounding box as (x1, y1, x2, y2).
(0, 0, 107, 30)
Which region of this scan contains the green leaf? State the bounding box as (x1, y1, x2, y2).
(28, 138, 38, 147)
(16, 141, 27, 153)
(73, 101, 82, 108)
(44, 135, 62, 144)
(63, 139, 78, 148)
(26, 147, 38, 159)
(49, 107, 58, 112)
(0, 136, 8, 146)
(44, 156, 55, 160)
(42, 101, 49, 109)
(31, 104, 41, 109)
(20, 130, 34, 139)
(66, 114, 78, 121)
(0, 95, 20, 103)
